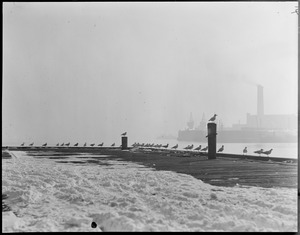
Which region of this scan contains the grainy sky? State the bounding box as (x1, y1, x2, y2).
(3, 2, 298, 145)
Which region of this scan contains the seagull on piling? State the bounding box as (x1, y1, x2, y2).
(217, 145, 224, 152)
(61, 143, 64, 147)
(83, 143, 87, 147)
(209, 114, 217, 122)
(29, 142, 34, 146)
(243, 147, 247, 155)
(162, 144, 169, 148)
(201, 146, 208, 152)
(262, 149, 273, 156)
(21, 142, 25, 146)
(42, 143, 47, 147)
(98, 142, 104, 146)
(90, 143, 95, 147)
(194, 145, 202, 151)
(65, 143, 70, 146)
(254, 149, 264, 156)
(121, 132, 127, 136)
(56, 143, 59, 147)
(171, 144, 178, 149)
(74, 143, 78, 147)
(111, 143, 115, 147)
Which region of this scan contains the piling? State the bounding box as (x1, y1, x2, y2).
(121, 136, 128, 150)
(207, 122, 217, 159)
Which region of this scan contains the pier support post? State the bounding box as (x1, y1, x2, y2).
(121, 136, 128, 150)
(207, 123, 217, 159)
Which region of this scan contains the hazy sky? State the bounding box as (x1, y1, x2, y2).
(3, 2, 298, 145)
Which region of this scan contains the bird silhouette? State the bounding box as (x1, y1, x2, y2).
(201, 146, 208, 152)
(243, 147, 247, 155)
(98, 142, 104, 146)
(90, 143, 95, 147)
(209, 114, 217, 122)
(65, 143, 70, 146)
(29, 142, 34, 146)
(21, 142, 25, 146)
(61, 143, 64, 147)
(56, 143, 59, 147)
(262, 149, 273, 156)
(171, 144, 178, 149)
(254, 149, 264, 156)
(121, 132, 127, 136)
(187, 144, 194, 150)
(162, 144, 169, 148)
(194, 145, 202, 151)
(84, 143, 87, 147)
(111, 143, 115, 147)
(217, 145, 224, 152)
(74, 143, 78, 146)
(184, 145, 191, 150)
(42, 143, 47, 147)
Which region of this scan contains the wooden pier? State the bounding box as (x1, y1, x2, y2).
(3, 146, 297, 188)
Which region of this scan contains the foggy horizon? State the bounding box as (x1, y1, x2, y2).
(3, 2, 298, 146)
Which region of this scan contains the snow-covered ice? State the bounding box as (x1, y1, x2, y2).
(2, 150, 297, 232)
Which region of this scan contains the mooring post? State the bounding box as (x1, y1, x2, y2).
(121, 136, 128, 150)
(207, 122, 217, 159)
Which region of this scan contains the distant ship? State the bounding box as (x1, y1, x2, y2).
(178, 86, 297, 143)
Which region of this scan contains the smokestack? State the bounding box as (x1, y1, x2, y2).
(257, 85, 264, 117)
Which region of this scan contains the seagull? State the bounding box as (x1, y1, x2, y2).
(65, 142, 70, 146)
(74, 143, 78, 146)
(262, 149, 273, 156)
(98, 142, 104, 146)
(56, 143, 59, 147)
(217, 145, 224, 152)
(61, 143, 64, 147)
(162, 143, 169, 148)
(189, 144, 194, 150)
(171, 144, 178, 149)
(20, 142, 25, 146)
(111, 143, 115, 147)
(254, 149, 264, 156)
(90, 143, 95, 147)
(243, 147, 247, 155)
(83, 143, 87, 147)
(184, 145, 191, 150)
(121, 132, 127, 136)
(209, 114, 217, 122)
(29, 142, 34, 146)
(42, 143, 47, 147)
(194, 145, 202, 151)
(201, 146, 208, 152)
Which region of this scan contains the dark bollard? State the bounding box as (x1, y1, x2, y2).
(122, 136, 128, 150)
(207, 122, 217, 159)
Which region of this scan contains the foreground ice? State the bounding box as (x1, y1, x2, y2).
(2, 151, 297, 232)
